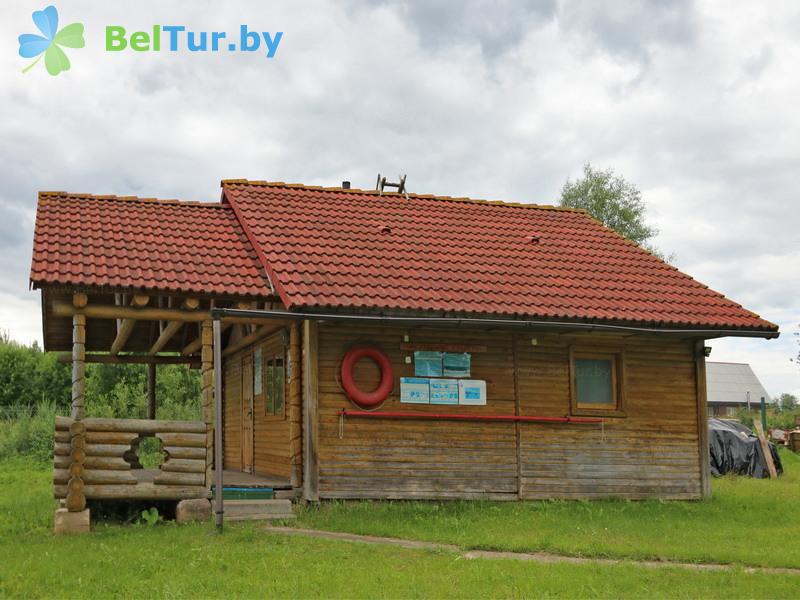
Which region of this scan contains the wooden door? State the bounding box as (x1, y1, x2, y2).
(241, 354, 254, 473)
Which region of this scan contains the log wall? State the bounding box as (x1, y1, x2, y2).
(316, 323, 703, 500)
(54, 417, 208, 500)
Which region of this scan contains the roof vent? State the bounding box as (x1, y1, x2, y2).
(528, 234, 541, 245)
(376, 173, 408, 198)
(342, 181, 351, 189)
(379, 225, 392, 234)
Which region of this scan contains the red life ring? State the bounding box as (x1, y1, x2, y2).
(340, 346, 394, 409)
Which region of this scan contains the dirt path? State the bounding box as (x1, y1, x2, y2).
(264, 526, 800, 576)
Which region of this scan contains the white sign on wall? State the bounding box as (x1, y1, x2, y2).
(458, 380, 486, 405)
(430, 379, 459, 405)
(400, 377, 430, 404)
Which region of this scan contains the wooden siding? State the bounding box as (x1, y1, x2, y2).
(222, 354, 242, 470)
(317, 324, 518, 500)
(516, 333, 702, 500)
(316, 323, 703, 501)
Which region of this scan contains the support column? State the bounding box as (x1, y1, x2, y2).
(289, 321, 302, 489)
(60, 293, 89, 530)
(302, 320, 319, 502)
(71, 294, 87, 421)
(695, 340, 711, 499)
(201, 320, 214, 488)
(147, 363, 157, 420)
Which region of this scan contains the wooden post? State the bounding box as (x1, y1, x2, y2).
(71, 294, 87, 420)
(302, 320, 319, 502)
(147, 363, 157, 420)
(201, 321, 214, 488)
(289, 321, 302, 489)
(694, 340, 711, 499)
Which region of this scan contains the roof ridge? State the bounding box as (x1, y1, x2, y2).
(220, 179, 585, 213)
(39, 191, 225, 208)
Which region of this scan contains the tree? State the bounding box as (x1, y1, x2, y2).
(775, 393, 797, 411)
(560, 163, 670, 260)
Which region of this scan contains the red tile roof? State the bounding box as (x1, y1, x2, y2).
(222, 180, 777, 333)
(30, 192, 271, 296)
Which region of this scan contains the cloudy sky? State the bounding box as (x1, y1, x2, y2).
(1, 1, 798, 396)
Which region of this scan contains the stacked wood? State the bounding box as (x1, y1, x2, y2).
(53, 417, 208, 501)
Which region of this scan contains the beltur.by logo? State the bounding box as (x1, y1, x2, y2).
(106, 25, 283, 58)
(18, 5, 85, 76)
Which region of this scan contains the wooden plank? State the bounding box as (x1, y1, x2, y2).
(84, 444, 130, 457)
(753, 421, 778, 478)
(222, 324, 281, 357)
(54, 469, 137, 485)
(399, 343, 487, 353)
(303, 320, 319, 501)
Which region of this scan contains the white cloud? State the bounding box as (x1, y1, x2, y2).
(0, 0, 797, 395)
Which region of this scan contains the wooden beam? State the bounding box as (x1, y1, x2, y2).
(694, 340, 711, 498)
(149, 320, 183, 355)
(53, 301, 209, 323)
(110, 296, 150, 355)
(181, 302, 249, 356)
(57, 353, 199, 366)
(201, 321, 214, 489)
(221, 324, 281, 357)
(302, 320, 319, 502)
(753, 421, 778, 478)
(147, 363, 156, 420)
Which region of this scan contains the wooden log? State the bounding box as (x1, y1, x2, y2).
(54, 469, 137, 485)
(85, 431, 139, 445)
(65, 489, 86, 512)
(83, 456, 132, 471)
(156, 432, 207, 448)
(53, 301, 211, 323)
(160, 457, 206, 474)
(149, 320, 184, 355)
(154, 471, 205, 486)
(54, 455, 71, 469)
(55, 430, 70, 443)
(55, 416, 206, 434)
(71, 313, 86, 420)
(84, 444, 131, 458)
(163, 446, 206, 460)
(55, 482, 208, 500)
(68, 462, 84, 478)
(160, 458, 206, 474)
(753, 421, 778, 478)
(54, 442, 70, 456)
(70, 448, 86, 464)
(69, 421, 86, 437)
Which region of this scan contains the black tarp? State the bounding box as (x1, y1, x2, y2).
(708, 418, 783, 478)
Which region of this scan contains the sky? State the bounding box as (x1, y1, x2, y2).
(1, 1, 798, 397)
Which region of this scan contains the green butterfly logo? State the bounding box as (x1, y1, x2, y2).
(18, 6, 85, 76)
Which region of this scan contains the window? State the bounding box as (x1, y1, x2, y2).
(264, 353, 285, 417)
(569, 349, 625, 416)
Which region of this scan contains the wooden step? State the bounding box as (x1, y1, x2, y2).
(212, 499, 296, 521)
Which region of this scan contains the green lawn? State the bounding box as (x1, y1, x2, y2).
(296, 450, 800, 570)
(0, 456, 798, 598)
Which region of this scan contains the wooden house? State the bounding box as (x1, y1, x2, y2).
(30, 180, 778, 520)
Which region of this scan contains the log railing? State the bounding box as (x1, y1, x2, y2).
(54, 417, 209, 504)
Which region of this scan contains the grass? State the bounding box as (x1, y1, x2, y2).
(0, 456, 798, 598)
(295, 449, 800, 570)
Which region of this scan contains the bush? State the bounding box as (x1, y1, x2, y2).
(0, 402, 58, 464)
